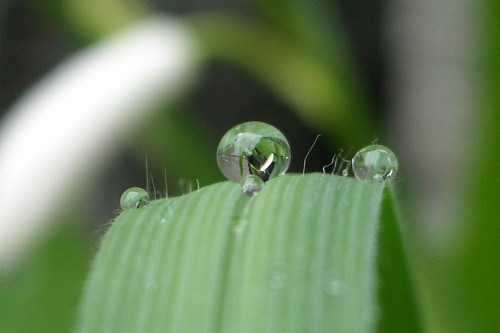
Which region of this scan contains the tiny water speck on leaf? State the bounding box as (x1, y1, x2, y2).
(325, 279, 344, 296)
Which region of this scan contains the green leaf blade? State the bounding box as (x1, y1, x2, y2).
(377, 188, 422, 333)
(75, 174, 388, 333)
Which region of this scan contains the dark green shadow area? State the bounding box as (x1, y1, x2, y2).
(377, 187, 422, 333)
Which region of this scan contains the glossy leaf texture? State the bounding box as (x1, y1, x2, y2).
(75, 174, 418, 333)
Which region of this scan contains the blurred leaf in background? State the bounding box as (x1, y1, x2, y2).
(0, 222, 92, 333)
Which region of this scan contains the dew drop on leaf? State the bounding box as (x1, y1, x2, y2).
(217, 121, 291, 182)
(325, 279, 344, 296)
(269, 270, 288, 290)
(120, 187, 150, 209)
(352, 144, 398, 181)
(240, 175, 264, 197)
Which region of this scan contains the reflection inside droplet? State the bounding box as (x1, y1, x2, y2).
(240, 175, 264, 197)
(352, 144, 398, 182)
(217, 121, 291, 182)
(120, 187, 150, 209)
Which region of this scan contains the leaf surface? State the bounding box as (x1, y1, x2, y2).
(75, 174, 406, 333)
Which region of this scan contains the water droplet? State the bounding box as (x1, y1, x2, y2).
(240, 175, 264, 197)
(269, 271, 287, 290)
(325, 279, 344, 296)
(120, 187, 150, 209)
(342, 167, 349, 177)
(352, 145, 398, 181)
(145, 277, 158, 292)
(217, 121, 291, 182)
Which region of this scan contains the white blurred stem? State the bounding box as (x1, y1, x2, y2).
(0, 15, 198, 268)
(385, 0, 478, 250)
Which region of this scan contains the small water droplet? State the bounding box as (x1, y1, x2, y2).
(145, 278, 158, 292)
(269, 271, 287, 290)
(217, 121, 291, 182)
(232, 217, 249, 235)
(160, 218, 167, 224)
(325, 279, 344, 296)
(240, 175, 264, 197)
(342, 168, 349, 177)
(120, 187, 150, 209)
(352, 145, 398, 182)
(232, 224, 244, 235)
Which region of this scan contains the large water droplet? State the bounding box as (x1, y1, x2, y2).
(240, 175, 264, 197)
(217, 121, 291, 182)
(352, 144, 398, 181)
(120, 187, 150, 209)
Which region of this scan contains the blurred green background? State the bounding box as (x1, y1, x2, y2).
(0, 0, 499, 332)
